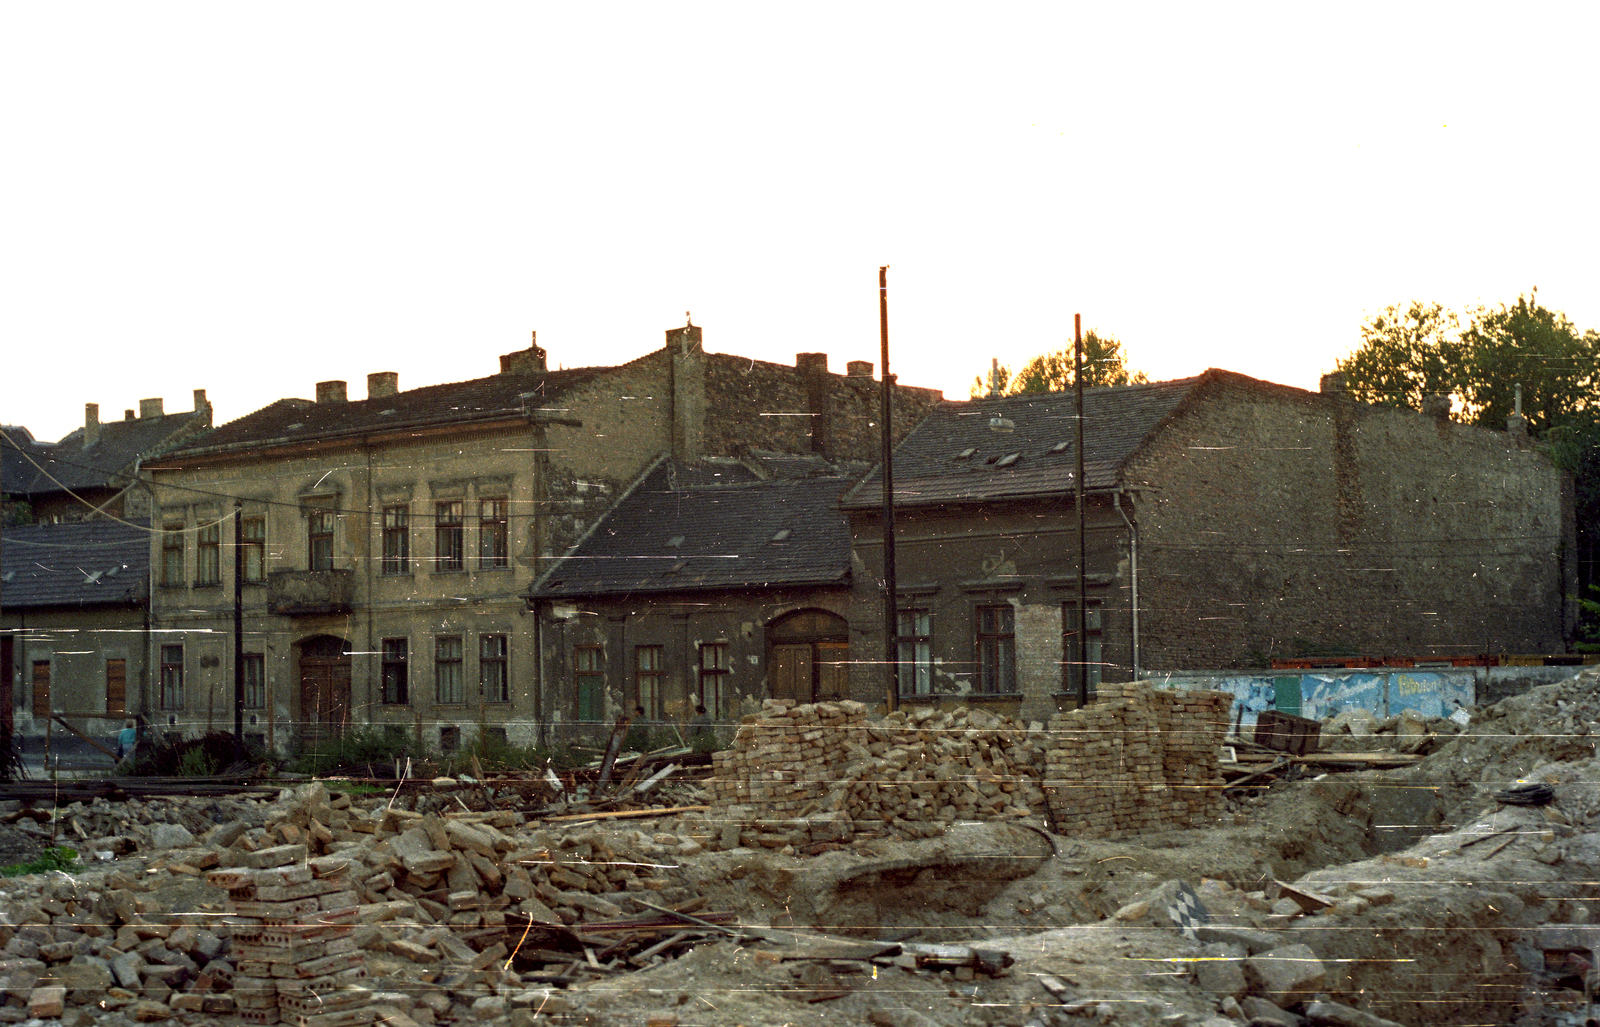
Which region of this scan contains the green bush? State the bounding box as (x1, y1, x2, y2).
(1, 847, 78, 877)
(124, 731, 258, 777)
(290, 726, 413, 777)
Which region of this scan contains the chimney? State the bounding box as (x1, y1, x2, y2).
(192, 389, 212, 427)
(666, 322, 705, 462)
(84, 403, 100, 448)
(796, 353, 829, 375)
(139, 397, 164, 419)
(500, 331, 547, 375)
(368, 372, 399, 399)
(847, 360, 874, 378)
(796, 353, 831, 456)
(1421, 394, 1451, 421)
(124, 410, 135, 421)
(1318, 372, 1347, 395)
(1508, 412, 1529, 437)
(316, 380, 348, 404)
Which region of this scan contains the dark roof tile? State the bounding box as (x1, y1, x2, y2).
(1, 519, 151, 608)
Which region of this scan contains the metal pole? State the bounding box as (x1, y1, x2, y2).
(233, 502, 244, 754)
(879, 266, 899, 712)
(1075, 314, 1089, 707)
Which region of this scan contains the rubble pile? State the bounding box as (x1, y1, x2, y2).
(706, 699, 1047, 848)
(1044, 684, 1232, 838)
(1318, 706, 1463, 754)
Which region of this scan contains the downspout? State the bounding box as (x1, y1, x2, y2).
(1114, 489, 1140, 679)
(364, 441, 376, 729)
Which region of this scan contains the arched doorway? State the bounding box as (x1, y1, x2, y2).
(767, 609, 849, 704)
(298, 635, 351, 745)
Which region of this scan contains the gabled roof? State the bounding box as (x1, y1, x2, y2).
(842, 372, 1213, 509)
(163, 365, 612, 459)
(1, 519, 151, 609)
(532, 459, 856, 599)
(1, 427, 53, 495)
(4, 407, 210, 500)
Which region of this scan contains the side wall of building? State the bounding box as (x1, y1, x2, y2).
(6, 607, 147, 740)
(1127, 382, 1575, 669)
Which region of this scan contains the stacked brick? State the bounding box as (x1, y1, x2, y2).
(207, 844, 373, 1027)
(1043, 683, 1232, 839)
(706, 699, 1047, 848)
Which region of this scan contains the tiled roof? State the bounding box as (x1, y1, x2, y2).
(842, 372, 1211, 509)
(1, 519, 150, 609)
(1, 427, 53, 495)
(164, 366, 611, 458)
(532, 460, 856, 599)
(3, 410, 209, 499)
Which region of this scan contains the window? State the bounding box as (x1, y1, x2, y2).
(105, 658, 126, 717)
(159, 644, 184, 710)
(575, 646, 603, 721)
(635, 645, 664, 719)
(161, 525, 184, 586)
(381, 638, 408, 705)
(439, 725, 460, 753)
(481, 726, 508, 747)
(196, 520, 220, 585)
(435, 636, 463, 705)
(241, 517, 266, 582)
(308, 510, 336, 571)
(435, 502, 464, 571)
(897, 609, 933, 695)
(698, 643, 730, 719)
(975, 605, 1015, 694)
(479, 498, 508, 569)
(481, 634, 508, 703)
(1063, 600, 1104, 697)
(243, 653, 265, 709)
(382, 506, 410, 575)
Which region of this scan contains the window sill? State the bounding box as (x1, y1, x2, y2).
(378, 572, 414, 579)
(193, 582, 222, 589)
(964, 692, 1023, 702)
(476, 565, 512, 573)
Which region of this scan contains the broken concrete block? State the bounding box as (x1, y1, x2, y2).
(28, 985, 66, 1018)
(1243, 943, 1325, 1006)
(149, 824, 195, 849)
(1192, 942, 1247, 997)
(1303, 999, 1412, 1027)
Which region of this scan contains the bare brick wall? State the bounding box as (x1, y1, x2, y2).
(1126, 379, 1574, 668)
(704, 353, 942, 461)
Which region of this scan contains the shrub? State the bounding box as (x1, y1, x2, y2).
(290, 727, 412, 777)
(1, 847, 78, 877)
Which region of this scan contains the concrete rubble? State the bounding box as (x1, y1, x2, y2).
(1, 673, 1600, 1024)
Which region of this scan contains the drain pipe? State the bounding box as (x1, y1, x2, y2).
(1114, 489, 1140, 678)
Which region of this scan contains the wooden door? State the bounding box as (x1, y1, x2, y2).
(31, 662, 50, 719)
(105, 659, 126, 717)
(816, 642, 850, 701)
(770, 645, 814, 704)
(299, 659, 351, 744)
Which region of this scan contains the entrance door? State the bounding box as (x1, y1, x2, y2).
(766, 609, 850, 704)
(298, 636, 351, 745)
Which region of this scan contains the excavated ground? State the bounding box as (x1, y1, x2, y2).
(4, 671, 1600, 1027)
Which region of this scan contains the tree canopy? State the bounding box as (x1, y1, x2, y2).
(970, 330, 1149, 398)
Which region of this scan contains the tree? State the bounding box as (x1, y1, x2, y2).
(1337, 301, 1462, 411)
(970, 330, 1149, 398)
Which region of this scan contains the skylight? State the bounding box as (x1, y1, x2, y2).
(995, 453, 1021, 468)
(1049, 441, 1070, 453)
(770, 529, 792, 542)
(953, 447, 977, 460)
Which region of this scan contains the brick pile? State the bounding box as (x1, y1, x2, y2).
(705, 699, 1048, 849)
(1043, 683, 1232, 839)
(208, 844, 372, 1026)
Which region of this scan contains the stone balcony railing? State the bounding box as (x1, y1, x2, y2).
(266, 569, 355, 616)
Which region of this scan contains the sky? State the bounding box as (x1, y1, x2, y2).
(6, 3, 1600, 444)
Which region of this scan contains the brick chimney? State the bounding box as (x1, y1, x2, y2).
(139, 398, 164, 419)
(667, 322, 705, 462)
(847, 360, 874, 378)
(368, 372, 399, 399)
(84, 403, 100, 448)
(797, 353, 831, 456)
(316, 380, 348, 404)
(124, 409, 134, 421)
(500, 332, 547, 375)
(193, 389, 211, 427)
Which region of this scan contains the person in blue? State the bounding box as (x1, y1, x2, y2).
(116, 719, 137, 762)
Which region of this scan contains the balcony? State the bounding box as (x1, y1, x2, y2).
(267, 570, 355, 616)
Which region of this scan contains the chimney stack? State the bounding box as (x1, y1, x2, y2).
(499, 331, 547, 375)
(368, 372, 399, 399)
(847, 360, 874, 378)
(124, 410, 135, 421)
(84, 403, 100, 448)
(316, 380, 348, 404)
(1318, 372, 1347, 396)
(796, 353, 828, 375)
(139, 398, 164, 419)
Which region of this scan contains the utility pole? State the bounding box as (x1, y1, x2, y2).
(233, 502, 244, 756)
(1075, 314, 1089, 708)
(879, 266, 899, 712)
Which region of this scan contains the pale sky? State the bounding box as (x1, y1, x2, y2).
(6, 3, 1599, 443)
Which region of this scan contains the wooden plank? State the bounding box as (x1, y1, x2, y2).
(52, 716, 118, 759)
(543, 805, 707, 823)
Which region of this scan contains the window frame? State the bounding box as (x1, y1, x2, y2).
(435, 635, 464, 705)
(159, 644, 185, 711)
(381, 638, 409, 705)
(381, 506, 410, 575)
(478, 498, 509, 570)
(575, 645, 604, 721)
(161, 524, 185, 587)
(195, 520, 221, 586)
(480, 634, 508, 704)
(974, 604, 1016, 694)
(435, 501, 464, 572)
(242, 652, 265, 710)
(1062, 599, 1104, 697)
(634, 645, 664, 720)
(698, 642, 730, 719)
(105, 658, 126, 717)
(308, 510, 336, 572)
(241, 516, 266, 583)
(896, 608, 933, 695)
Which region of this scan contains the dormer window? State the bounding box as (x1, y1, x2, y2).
(953, 447, 978, 461)
(995, 453, 1021, 468)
